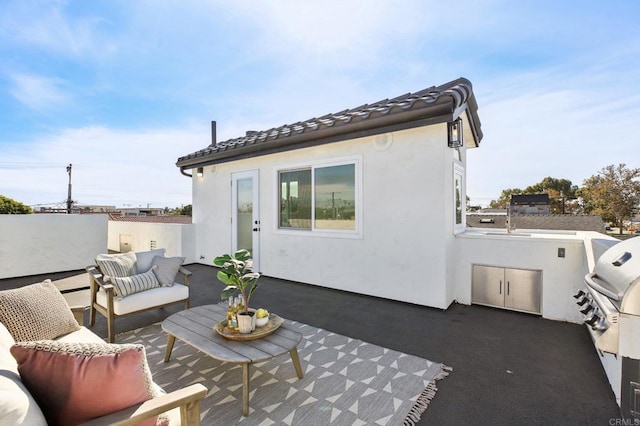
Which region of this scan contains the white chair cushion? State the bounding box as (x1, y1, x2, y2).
(0, 323, 47, 425)
(96, 284, 189, 316)
(56, 326, 107, 344)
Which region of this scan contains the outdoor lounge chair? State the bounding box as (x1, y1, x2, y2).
(87, 249, 191, 342)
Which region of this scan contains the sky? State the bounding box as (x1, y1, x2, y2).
(1, 0, 639, 209)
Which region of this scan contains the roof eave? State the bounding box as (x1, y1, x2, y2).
(178, 103, 456, 170)
(177, 77, 483, 170)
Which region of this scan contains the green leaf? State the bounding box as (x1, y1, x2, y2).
(221, 287, 237, 300)
(213, 254, 232, 267)
(216, 270, 233, 285)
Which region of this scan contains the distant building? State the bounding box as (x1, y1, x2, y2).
(108, 213, 191, 224)
(116, 207, 165, 217)
(34, 205, 170, 216)
(35, 204, 116, 214)
(510, 194, 550, 215)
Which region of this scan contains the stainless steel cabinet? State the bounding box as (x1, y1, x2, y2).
(472, 265, 542, 314)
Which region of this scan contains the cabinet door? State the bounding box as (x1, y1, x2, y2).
(472, 265, 505, 307)
(504, 268, 541, 313)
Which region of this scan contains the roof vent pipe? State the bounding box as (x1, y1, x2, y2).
(211, 121, 217, 146)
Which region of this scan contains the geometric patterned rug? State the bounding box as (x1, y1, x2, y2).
(118, 320, 451, 425)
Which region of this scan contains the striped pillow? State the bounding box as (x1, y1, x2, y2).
(96, 252, 137, 278)
(109, 268, 159, 297)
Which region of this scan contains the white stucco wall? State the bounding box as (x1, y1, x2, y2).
(193, 124, 464, 309)
(108, 221, 196, 262)
(0, 214, 107, 279)
(453, 230, 618, 323)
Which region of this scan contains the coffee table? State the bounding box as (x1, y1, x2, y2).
(162, 304, 304, 416)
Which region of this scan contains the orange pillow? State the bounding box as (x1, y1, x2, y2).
(11, 341, 163, 426)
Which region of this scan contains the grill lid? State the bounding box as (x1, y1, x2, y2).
(587, 236, 640, 304)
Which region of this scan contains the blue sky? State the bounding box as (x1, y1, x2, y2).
(1, 0, 638, 208)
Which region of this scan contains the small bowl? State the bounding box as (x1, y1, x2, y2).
(255, 314, 269, 327)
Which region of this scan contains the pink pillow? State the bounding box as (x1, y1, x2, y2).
(11, 341, 163, 426)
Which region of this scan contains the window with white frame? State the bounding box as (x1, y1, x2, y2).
(454, 163, 465, 232)
(278, 159, 359, 233)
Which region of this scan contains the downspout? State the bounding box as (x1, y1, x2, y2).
(179, 120, 216, 177)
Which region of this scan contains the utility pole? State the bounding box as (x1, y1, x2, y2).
(66, 164, 73, 214)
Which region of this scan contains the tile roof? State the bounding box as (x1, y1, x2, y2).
(108, 214, 192, 224)
(466, 214, 605, 232)
(176, 77, 482, 171)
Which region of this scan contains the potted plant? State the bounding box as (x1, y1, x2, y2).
(214, 249, 261, 325)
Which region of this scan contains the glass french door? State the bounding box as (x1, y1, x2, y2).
(231, 170, 260, 271)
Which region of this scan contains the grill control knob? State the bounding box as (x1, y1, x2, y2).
(573, 290, 586, 299)
(586, 314, 600, 326)
(591, 317, 608, 331)
(580, 305, 594, 315)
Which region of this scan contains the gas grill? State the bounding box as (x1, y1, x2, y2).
(574, 236, 640, 419)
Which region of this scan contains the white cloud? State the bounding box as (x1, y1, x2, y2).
(0, 0, 116, 58)
(0, 125, 208, 208)
(8, 73, 71, 111)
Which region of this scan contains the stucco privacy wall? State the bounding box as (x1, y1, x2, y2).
(0, 214, 106, 279)
(108, 221, 196, 262)
(193, 124, 462, 309)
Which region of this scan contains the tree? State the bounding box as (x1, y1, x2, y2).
(0, 195, 32, 214)
(172, 204, 192, 216)
(579, 164, 640, 234)
(489, 177, 580, 213)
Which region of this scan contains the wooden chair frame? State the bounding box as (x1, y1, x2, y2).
(80, 383, 207, 426)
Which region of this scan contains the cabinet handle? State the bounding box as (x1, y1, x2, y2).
(499, 280, 502, 294)
(507, 281, 510, 295)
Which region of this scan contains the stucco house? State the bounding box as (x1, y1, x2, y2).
(176, 77, 482, 310)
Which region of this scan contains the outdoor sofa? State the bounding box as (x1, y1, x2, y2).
(0, 279, 206, 425)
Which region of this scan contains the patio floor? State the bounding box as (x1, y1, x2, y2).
(1, 263, 622, 425)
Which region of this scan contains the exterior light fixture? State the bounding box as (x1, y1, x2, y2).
(196, 167, 204, 177)
(447, 118, 463, 148)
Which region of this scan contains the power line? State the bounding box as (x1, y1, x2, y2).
(0, 162, 65, 169)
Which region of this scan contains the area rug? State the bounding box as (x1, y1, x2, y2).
(118, 320, 451, 425)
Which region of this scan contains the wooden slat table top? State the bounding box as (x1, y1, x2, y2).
(162, 304, 302, 364)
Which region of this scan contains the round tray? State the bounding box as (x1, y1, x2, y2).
(214, 314, 283, 341)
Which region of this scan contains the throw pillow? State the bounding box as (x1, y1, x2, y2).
(95, 252, 137, 279)
(10, 341, 161, 426)
(109, 268, 160, 297)
(151, 256, 185, 287)
(0, 280, 80, 342)
(135, 249, 166, 273)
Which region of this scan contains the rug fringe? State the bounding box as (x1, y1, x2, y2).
(403, 364, 452, 426)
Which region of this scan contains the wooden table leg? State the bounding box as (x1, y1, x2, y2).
(289, 347, 304, 379)
(164, 334, 176, 363)
(242, 363, 250, 416)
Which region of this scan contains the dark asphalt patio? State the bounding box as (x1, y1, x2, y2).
(1, 263, 622, 425)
